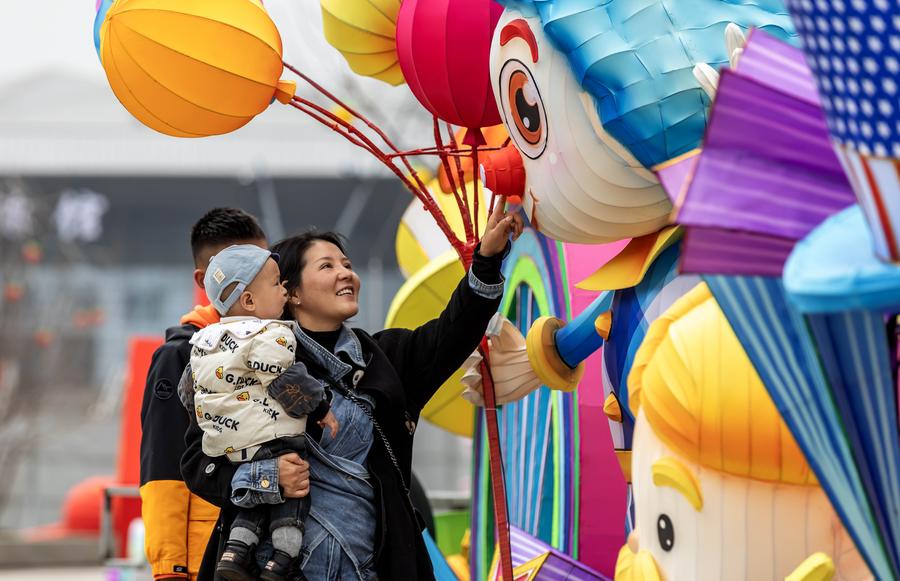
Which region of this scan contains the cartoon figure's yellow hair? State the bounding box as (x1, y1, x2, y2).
(628, 283, 816, 485)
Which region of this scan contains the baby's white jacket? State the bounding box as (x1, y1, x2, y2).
(190, 317, 306, 461)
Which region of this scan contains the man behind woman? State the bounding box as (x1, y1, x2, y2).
(187, 244, 340, 580)
(140, 208, 312, 580)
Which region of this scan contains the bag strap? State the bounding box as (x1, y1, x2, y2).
(325, 377, 410, 496)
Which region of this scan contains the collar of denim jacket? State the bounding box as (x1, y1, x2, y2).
(294, 324, 365, 381)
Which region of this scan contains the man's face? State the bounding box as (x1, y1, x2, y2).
(194, 237, 267, 289)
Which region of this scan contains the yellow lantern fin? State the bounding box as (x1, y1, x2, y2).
(615, 450, 632, 483)
(603, 392, 622, 422)
(577, 226, 682, 291)
(651, 457, 703, 511)
(595, 310, 612, 340)
(615, 545, 662, 581)
(785, 553, 835, 581)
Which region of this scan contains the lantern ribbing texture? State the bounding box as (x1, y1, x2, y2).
(321, 0, 405, 86)
(100, 0, 295, 138)
(396, 0, 504, 145)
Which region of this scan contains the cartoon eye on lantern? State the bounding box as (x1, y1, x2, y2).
(498, 59, 547, 159)
(657, 514, 675, 552)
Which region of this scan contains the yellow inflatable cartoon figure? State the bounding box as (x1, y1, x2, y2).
(616, 284, 871, 581)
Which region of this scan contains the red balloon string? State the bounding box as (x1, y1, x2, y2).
(384, 146, 503, 159)
(433, 117, 475, 243)
(473, 144, 480, 241)
(446, 124, 472, 220)
(479, 338, 514, 581)
(283, 61, 468, 261)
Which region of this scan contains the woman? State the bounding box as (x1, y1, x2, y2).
(181, 200, 523, 580)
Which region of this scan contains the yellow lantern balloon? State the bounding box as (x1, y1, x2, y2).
(100, 0, 296, 137)
(320, 0, 404, 86)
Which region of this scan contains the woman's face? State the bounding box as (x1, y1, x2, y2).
(292, 240, 361, 331)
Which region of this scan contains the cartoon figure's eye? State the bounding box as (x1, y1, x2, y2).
(657, 514, 675, 552)
(498, 58, 547, 159)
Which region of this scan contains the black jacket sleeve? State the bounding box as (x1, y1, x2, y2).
(180, 407, 239, 508)
(140, 332, 198, 577)
(140, 338, 191, 485)
(374, 249, 503, 415)
(267, 361, 330, 423)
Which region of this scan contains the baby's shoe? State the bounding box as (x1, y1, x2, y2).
(259, 549, 300, 581)
(216, 539, 256, 581)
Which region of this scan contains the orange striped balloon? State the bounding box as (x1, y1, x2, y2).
(99, 0, 295, 137)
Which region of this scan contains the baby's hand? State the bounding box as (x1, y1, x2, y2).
(318, 410, 340, 438)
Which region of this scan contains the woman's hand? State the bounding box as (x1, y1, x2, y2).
(278, 453, 311, 498)
(479, 196, 524, 257)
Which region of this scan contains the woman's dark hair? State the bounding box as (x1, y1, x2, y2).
(271, 229, 348, 318)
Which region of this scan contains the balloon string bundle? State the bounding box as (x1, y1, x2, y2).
(436, 118, 481, 242)
(283, 60, 501, 267)
(282, 59, 514, 581)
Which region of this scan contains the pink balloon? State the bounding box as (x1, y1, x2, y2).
(397, 0, 503, 145)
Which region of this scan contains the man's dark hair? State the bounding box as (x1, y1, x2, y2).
(271, 229, 348, 318)
(190, 207, 266, 264)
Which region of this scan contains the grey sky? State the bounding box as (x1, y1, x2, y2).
(0, 1, 387, 87)
(0, 1, 428, 176)
(1, 1, 102, 84)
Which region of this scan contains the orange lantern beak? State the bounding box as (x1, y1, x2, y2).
(480, 141, 525, 201)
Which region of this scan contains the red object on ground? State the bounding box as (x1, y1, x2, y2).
(23, 337, 161, 555)
(23, 475, 116, 541)
(396, 0, 504, 146)
(64, 476, 112, 533)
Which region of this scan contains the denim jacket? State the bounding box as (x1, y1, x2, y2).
(232, 326, 377, 578)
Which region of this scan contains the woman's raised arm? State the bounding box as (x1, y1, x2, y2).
(375, 202, 522, 412)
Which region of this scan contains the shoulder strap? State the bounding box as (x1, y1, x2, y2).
(324, 376, 409, 496)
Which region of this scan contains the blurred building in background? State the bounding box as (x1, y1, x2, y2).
(0, 0, 471, 534)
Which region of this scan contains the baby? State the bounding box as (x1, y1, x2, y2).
(188, 244, 338, 581)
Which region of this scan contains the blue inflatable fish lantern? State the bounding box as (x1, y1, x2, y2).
(484, 0, 796, 244)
